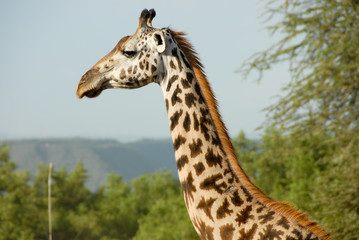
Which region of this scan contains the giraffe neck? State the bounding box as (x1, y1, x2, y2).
(160, 50, 258, 239)
(158, 34, 328, 240)
(160, 50, 236, 204)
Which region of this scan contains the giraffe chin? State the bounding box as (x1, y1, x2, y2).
(81, 88, 103, 98)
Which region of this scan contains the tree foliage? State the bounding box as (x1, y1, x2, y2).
(236, 1, 359, 239)
(0, 144, 196, 240)
(0, 144, 45, 240)
(241, 0, 359, 137)
(233, 130, 359, 240)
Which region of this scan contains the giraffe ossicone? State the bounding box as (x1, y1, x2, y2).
(76, 8, 330, 240)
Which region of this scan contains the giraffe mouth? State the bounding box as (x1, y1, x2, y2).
(79, 87, 103, 98)
(76, 74, 108, 99)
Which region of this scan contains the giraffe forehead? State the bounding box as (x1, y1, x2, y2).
(128, 28, 173, 48)
(131, 29, 155, 43)
(121, 32, 153, 53)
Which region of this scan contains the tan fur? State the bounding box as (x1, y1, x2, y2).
(171, 30, 331, 240)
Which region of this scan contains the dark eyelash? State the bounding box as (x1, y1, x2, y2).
(122, 50, 136, 57)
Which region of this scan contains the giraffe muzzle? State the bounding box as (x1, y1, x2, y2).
(76, 68, 107, 98)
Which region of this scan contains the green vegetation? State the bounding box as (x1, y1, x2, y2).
(0, 144, 197, 240)
(236, 1, 359, 239)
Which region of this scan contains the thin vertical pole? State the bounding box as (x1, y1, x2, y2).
(48, 163, 53, 240)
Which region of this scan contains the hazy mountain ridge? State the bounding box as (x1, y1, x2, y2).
(3, 138, 177, 191)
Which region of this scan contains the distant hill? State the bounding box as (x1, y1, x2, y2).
(3, 138, 177, 191)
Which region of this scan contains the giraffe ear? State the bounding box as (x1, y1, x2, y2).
(153, 32, 166, 53)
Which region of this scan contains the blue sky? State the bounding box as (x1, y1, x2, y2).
(0, 0, 288, 142)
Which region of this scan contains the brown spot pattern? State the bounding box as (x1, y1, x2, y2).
(120, 69, 126, 79)
(303, 233, 319, 240)
(189, 138, 203, 158)
(231, 190, 244, 207)
(277, 217, 290, 230)
(170, 60, 176, 69)
(235, 205, 254, 227)
(258, 224, 284, 240)
(186, 72, 194, 83)
(211, 135, 220, 146)
(166, 75, 179, 91)
(259, 211, 275, 224)
(220, 224, 235, 240)
(199, 108, 211, 140)
(256, 204, 266, 214)
(181, 172, 196, 206)
(241, 186, 253, 202)
(176, 155, 188, 171)
(194, 82, 205, 103)
(200, 121, 210, 141)
(173, 134, 186, 151)
(185, 93, 197, 108)
(197, 197, 216, 221)
(139, 61, 145, 70)
(216, 198, 233, 219)
(194, 217, 215, 240)
(170, 109, 183, 130)
(171, 85, 182, 106)
(193, 162, 205, 176)
(238, 223, 258, 240)
(183, 112, 191, 132)
(205, 148, 223, 168)
(193, 112, 200, 131)
(181, 78, 191, 89)
(291, 229, 303, 240)
(200, 174, 227, 194)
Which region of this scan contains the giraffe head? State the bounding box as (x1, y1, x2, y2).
(76, 9, 167, 98)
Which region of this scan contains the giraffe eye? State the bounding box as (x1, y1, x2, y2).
(122, 50, 137, 58)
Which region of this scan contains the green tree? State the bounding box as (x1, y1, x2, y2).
(0, 144, 195, 239)
(52, 161, 94, 239)
(91, 173, 136, 240)
(240, 0, 359, 140)
(237, 1, 359, 239)
(0, 144, 47, 240)
(233, 129, 327, 212)
(80, 169, 196, 240)
(25, 160, 95, 240)
(131, 171, 197, 240)
(133, 194, 197, 240)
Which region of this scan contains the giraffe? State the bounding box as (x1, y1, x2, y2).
(76, 9, 330, 240)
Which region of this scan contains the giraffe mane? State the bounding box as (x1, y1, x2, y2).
(170, 30, 330, 240)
